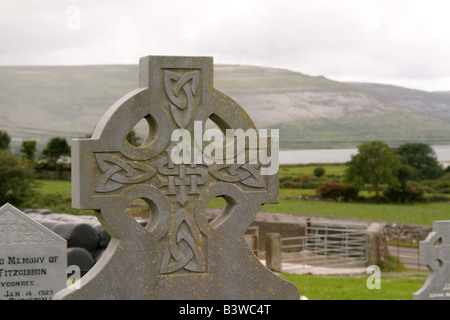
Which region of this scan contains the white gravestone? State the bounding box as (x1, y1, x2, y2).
(0, 203, 67, 300)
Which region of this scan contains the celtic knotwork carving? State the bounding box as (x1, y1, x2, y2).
(164, 70, 199, 128)
(156, 152, 208, 206)
(209, 164, 265, 188)
(160, 208, 204, 274)
(95, 154, 156, 192)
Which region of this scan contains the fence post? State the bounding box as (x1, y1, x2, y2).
(366, 222, 386, 267)
(265, 233, 282, 272)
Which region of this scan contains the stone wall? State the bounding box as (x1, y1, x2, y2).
(382, 222, 432, 241)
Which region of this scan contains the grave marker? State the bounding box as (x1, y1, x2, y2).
(0, 203, 67, 300)
(414, 220, 450, 300)
(54, 55, 299, 300)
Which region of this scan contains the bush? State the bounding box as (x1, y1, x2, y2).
(315, 183, 346, 200)
(279, 175, 323, 189)
(407, 186, 425, 202)
(421, 179, 450, 191)
(439, 187, 450, 194)
(397, 143, 443, 181)
(384, 185, 425, 203)
(342, 186, 359, 201)
(0, 150, 35, 206)
(313, 167, 325, 178)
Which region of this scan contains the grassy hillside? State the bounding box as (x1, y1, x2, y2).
(1, 64, 449, 150)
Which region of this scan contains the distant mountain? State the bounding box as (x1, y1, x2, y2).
(0, 64, 449, 150)
(214, 65, 450, 148)
(347, 82, 450, 124)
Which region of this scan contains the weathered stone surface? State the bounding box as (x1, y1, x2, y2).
(54, 56, 299, 300)
(265, 233, 282, 272)
(366, 222, 387, 267)
(0, 203, 67, 300)
(414, 220, 450, 300)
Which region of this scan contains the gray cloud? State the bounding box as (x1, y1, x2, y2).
(1, 0, 449, 91)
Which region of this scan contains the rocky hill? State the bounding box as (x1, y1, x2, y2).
(1, 64, 449, 150)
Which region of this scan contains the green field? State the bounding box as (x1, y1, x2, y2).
(34, 178, 450, 225)
(211, 162, 450, 225)
(33, 179, 71, 197)
(279, 163, 347, 178)
(30, 179, 91, 215)
(280, 272, 428, 300)
(209, 195, 450, 225)
(261, 196, 450, 225)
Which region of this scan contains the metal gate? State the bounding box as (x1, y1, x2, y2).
(381, 236, 427, 271)
(281, 220, 369, 268)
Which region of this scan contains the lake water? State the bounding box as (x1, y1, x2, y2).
(279, 145, 450, 167)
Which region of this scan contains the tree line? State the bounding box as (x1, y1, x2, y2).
(0, 128, 149, 206)
(0, 130, 71, 162)
(0, 131, 71, 206)
(319, 140, 446, 203)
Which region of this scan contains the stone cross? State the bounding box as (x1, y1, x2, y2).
(414, 220, 450, 300)
(54, 56, 298, 300)
(0, 203, 67, 300)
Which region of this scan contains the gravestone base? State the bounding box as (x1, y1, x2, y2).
(55, 237, 298, 300)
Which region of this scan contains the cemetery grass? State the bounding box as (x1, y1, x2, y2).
(279, 272, 428, 300)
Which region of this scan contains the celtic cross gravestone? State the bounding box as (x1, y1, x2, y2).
(53, 56, 299, 300)
(414, 220, 450, 300)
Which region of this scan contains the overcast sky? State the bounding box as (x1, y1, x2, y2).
(1, 0, 450, 91)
